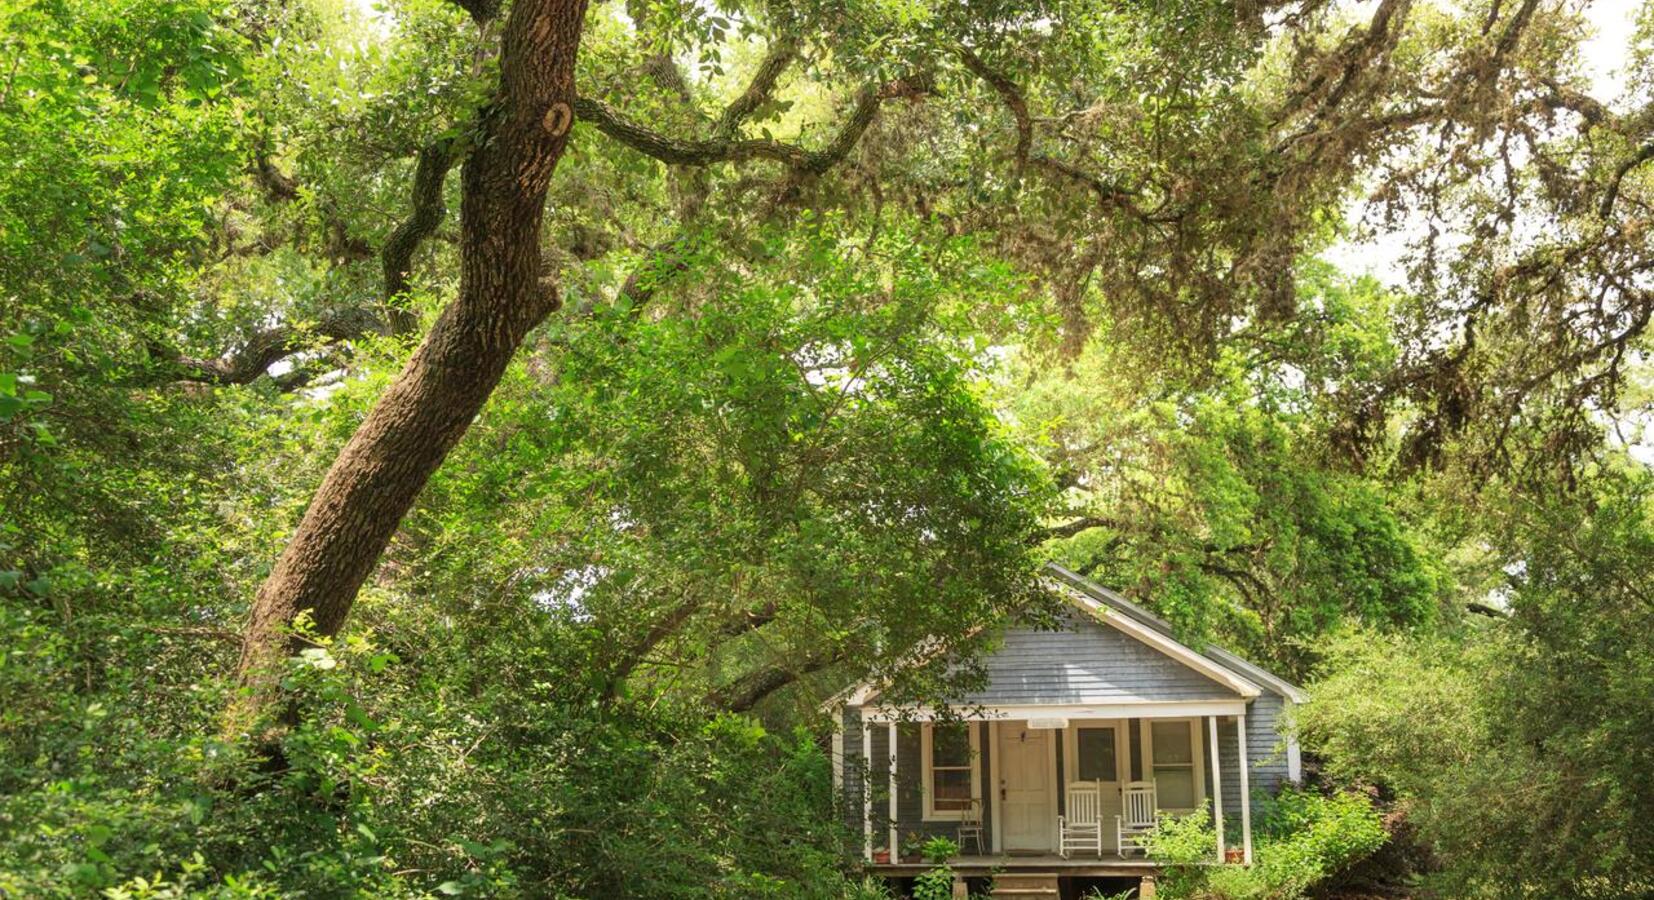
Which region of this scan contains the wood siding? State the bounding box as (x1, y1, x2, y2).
(960, 614, 1240, 705)
(1207, 695, 1291, 820)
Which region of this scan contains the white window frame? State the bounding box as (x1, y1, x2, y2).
(1142, 717, 1207, 813)
(921, 722, 981, 821)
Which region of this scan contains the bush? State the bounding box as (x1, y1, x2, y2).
(1141, 789, 1386, 900)
(920, 835, 960, 864)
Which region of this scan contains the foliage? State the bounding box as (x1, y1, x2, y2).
(3, 0, 1654, 895)
(1024, 266, 1446, 676)
(1141, 791, 1385, 900)
(912, 865, 956, 900)
(1300, 475, 1654, 897)
(919, 835, 959, 864)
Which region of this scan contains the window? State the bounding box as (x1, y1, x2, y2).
(922, 723, 979, 820)
(1150, 720, 1198, 809)
(1075, 727, 1117, 782)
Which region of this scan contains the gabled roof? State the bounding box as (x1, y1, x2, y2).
(1043, 563, 1306, 703)
(831, 562, 1306, 710)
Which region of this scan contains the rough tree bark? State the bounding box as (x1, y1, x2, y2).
(231, 0, 591, 726)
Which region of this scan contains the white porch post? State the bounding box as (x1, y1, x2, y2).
(1208, 715, 1225, 863)
(863, 721, 873, 861)
(832, 715, 844, 792)
(987, 720, 1001, 853)
(1237, 712, 1253, 865)
(888, 721, 899, 861)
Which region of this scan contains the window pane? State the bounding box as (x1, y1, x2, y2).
(1151, 721, 1192, 765)
(1077, 728, 1117, 781)
(932, 725, 971, 767)
(1156, 768, 1196, 809)
(933, 769, 972, 807)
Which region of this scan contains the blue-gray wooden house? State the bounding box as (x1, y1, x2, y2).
(830, 563, 1304, 884)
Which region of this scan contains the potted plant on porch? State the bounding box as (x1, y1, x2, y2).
(1223, 822, 1244, 864)
(872, 847, 891, 864)
(901, 833, 925, 864)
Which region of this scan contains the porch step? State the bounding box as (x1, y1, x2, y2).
(991, 873, 1059, 898)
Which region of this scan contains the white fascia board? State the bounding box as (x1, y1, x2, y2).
(1206, 646, 1308, 703)
(860, 699, 1249, 722)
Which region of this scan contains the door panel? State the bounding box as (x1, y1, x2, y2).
(998, 725, 1052, 851)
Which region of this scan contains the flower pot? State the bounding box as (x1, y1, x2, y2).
(1225, 848, 1245, 864)
(901, 853, 922, 864)
(872, 850, 891, 864)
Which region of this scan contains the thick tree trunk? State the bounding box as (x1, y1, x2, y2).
(232, 0, 590, 723)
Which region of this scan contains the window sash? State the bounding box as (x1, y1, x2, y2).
(1150, 721, 1193, 765)
(931, 725, 971, 767)
(1076, 727, 1118, 782)
(922, 724, 978, 820)
(1147, 720, 1200, 810)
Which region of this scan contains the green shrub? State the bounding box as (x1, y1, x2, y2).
(920, 835, 960, 864)
(1142, 789, 1386, 900)
(914, 865, 955, 900)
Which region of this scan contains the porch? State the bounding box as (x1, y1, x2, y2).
(869, 853, 1159, 877)
(847, 703, 1261, 867)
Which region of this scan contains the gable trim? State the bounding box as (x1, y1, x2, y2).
(1045, 564, 1305, 702)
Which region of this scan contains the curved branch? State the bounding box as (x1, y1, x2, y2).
(714, 38, 799, 140)
(576, 82, 886, 175)
(167, 307, 382, 387)
(709, 651, 844, 713)
(958, 47, 1031, 167)
(1034, 515, 1121, 543)
(956, 48, 1150, 220)
(1600, 140, 1654, 219)
(381, 137, 458, 332)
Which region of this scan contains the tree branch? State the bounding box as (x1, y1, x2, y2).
(715, 601, 780, 638)
(956, 48, 1149, 219)
(1600, 140, 1654, 219)
(1033, 515, 1120, 543)
(381, 137, 459, 332)
(604, 590, 705, 697)
(958, 47, 1031, 168)
(708, 651, 844, 713)
(165, 307, 381, 387)
(714, 38, 799, 140)
(576, 82, 886, 175)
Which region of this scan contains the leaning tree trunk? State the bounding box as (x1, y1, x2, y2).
(231, 0, 590, 729)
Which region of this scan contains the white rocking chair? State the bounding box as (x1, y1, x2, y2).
(1116, 780, 1158, 857)
(1058, 781, 1104, 858)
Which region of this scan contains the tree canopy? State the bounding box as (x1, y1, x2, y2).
(4, 0, 1654, 896)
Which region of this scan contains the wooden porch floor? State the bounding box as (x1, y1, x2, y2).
(870, 853, 1158, 877)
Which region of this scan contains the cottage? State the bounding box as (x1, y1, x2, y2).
(830, 563, 1304, 892)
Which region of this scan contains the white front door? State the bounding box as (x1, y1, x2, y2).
(998, 724, 1053, 852)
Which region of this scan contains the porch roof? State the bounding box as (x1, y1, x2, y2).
(857, 698, 1248, 722)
